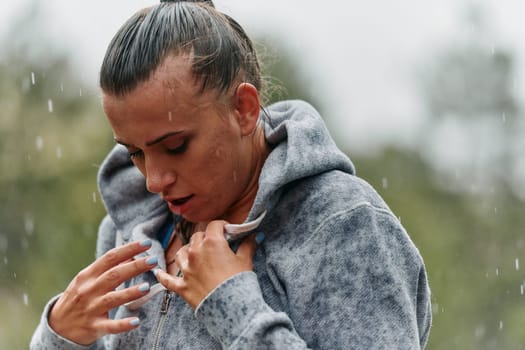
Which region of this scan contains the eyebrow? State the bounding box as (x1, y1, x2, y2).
(114, 131, 184, 148)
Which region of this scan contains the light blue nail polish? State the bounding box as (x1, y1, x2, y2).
(153, 268, 160, 277)
(255, 231, 265, 244)
(129, 318, 140, 326)
(138, 282, 150, 292)
(146, 256, 158, 266)
(140, 239, 152, 247)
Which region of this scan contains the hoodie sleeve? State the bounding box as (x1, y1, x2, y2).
(195, 204, 431, 349)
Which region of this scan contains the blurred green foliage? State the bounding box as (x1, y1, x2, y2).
(1, 7, 525, 350)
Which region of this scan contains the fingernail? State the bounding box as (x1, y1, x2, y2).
(146, 256, 158, 266)
(138, 282, 150, 292)
(129, 318, 140, 326)
(255, 231, 265, 244)
(140, 239, 152, 247)
(153, 268, 160, 277)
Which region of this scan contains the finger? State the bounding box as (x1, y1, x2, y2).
(236, 234, 259, 262)
(174, 245, 189, 271)
(189, 231, 205, 247)
(90, 240, 153, 276)
(95, 255, 158, 292)
(204, 220, 228, 243)
(155, 269, 184, 293)
(95, 316, 142, 335)
(92, 282, 151, 313)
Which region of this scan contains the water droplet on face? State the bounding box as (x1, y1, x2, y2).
(48, 99, 54, 113)
(35, 136, 44, 151)
(31, 72, 36, 85)
(23, 293, 29, 306)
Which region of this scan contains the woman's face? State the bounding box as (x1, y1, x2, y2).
(102, 55, 258, 223)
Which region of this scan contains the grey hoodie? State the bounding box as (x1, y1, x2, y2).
(31, 100, 432, 349)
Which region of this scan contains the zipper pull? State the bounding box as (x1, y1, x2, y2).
(160, 290, 172, 315)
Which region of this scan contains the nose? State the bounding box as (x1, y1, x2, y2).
(145, 158, 176, 194)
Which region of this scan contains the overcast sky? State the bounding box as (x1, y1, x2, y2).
(2, 0, 525, 151)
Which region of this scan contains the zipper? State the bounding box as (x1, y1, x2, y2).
(152, 289, 173, 350)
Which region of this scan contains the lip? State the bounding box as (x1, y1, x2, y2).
(165, 194, 194, 215)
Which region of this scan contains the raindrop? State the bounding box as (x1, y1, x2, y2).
(501, 113, 506, 123)
(168, 111, 173, 121)
(60, 83, 64, 92)
(499, 320, 503, 331)
(3, 256, 7, 265)
(13, 272, 17, 279)
(24, 215, 34, 235)
(56, 147, 62, 158)
(35, 136, 44, 151)
(382, 177, 388, 189)
(495, 268, 499, 276)
(79, 88, 83, 96)
(31, 72, 36, 85)
(92, 192, 97, 203)
(21, 237, 29, 250)
(491, 45, 496, 55)
(494, 207, 497, 214)
(0, 234, 8, 253)
(21, 78, 30, 93)
(48, 99, 54, 113)
(27, 154, 32, 161)
(516, 258, 520, 271)
(23, 293, 29, 306)
(520, 284, 524, 295)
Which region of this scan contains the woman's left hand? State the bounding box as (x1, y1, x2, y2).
(155, 220, 259, 309)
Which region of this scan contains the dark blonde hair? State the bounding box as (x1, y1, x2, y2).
(100, 0, 262, 98)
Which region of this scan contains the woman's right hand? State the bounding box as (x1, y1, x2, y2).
(48, 239, 158, 345)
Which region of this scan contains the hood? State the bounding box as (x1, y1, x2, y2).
(97, 100, 354, 238)
(246, 100, 355, 221)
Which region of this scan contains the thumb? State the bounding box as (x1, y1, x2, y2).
(237, 232, 265, 261)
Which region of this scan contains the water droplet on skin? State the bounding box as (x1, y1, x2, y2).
(516, 258, 520, 271)
(48, 99, 54, 113)
(31, 72, 36, 85)
(382, 177, 388, 189)
(56, 147, 62, 158)
(35, 136, 44, 151)
(23, 293, 29, 306)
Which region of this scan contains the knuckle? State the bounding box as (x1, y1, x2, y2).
(105, 249, 119, 265)
(105, 269, 121, 282)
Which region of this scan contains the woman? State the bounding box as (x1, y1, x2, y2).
(31, 1, 432, 349)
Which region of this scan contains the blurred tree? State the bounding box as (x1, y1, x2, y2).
(0, 3, 112, 348)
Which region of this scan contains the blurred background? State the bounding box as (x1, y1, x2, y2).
(1, 0, 524, 349)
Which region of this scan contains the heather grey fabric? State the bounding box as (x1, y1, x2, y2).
(31, 100, 431, 349)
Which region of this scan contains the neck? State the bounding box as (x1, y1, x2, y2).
(220, 124, 270, 224)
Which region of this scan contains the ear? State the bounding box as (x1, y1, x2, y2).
(233, 83, 260, 136)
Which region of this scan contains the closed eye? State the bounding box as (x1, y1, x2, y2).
(167, 141, 187, 155)
(129, 150, 144, 160)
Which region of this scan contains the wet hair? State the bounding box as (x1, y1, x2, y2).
(99, 0, 262, 99)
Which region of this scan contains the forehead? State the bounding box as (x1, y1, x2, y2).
(103, 55, 219, 118)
